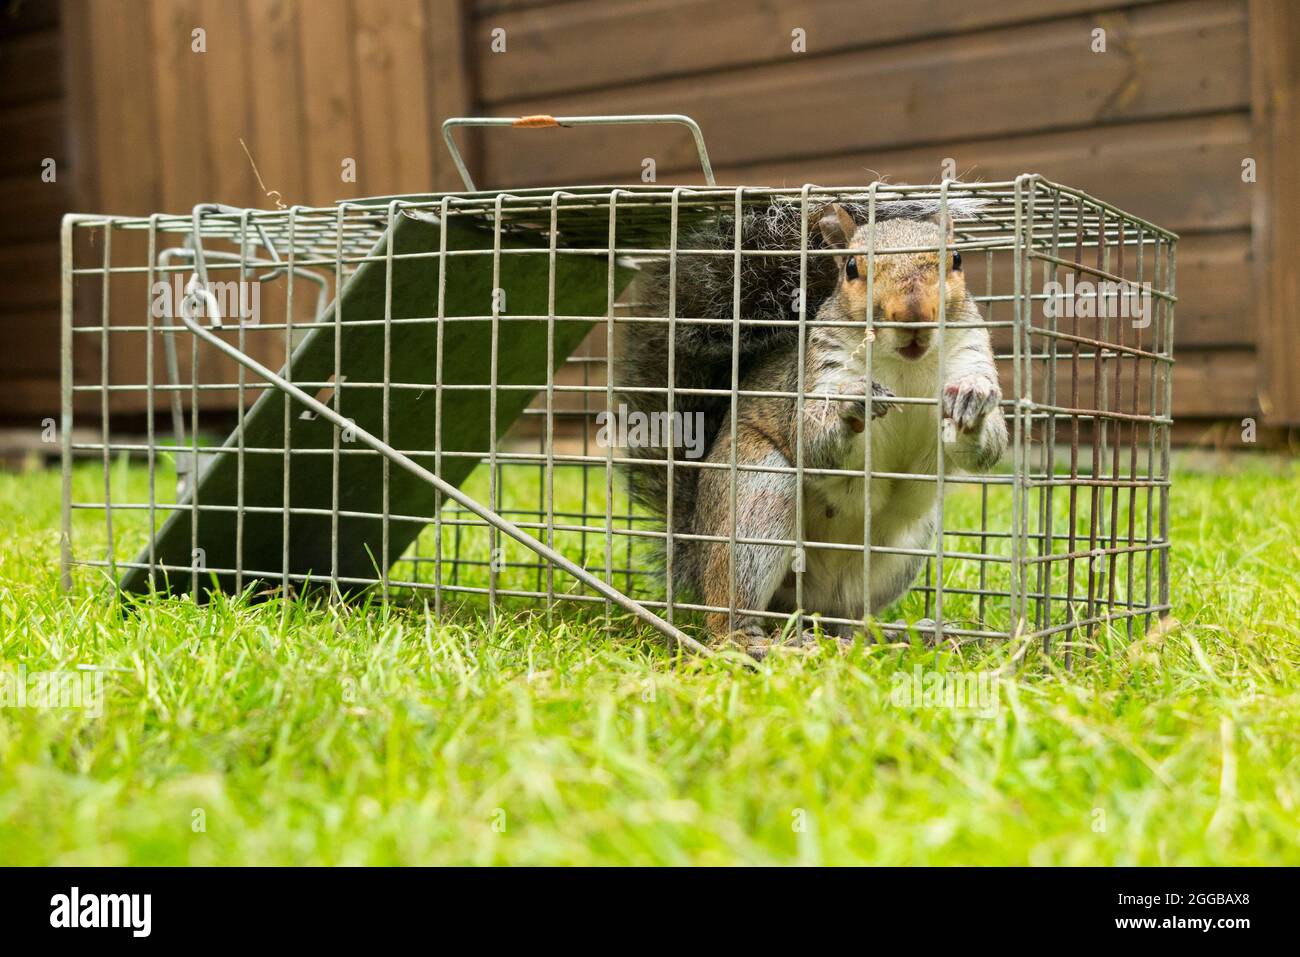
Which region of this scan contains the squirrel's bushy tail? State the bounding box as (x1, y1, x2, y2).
(614, 195, 985, 596)
(616, 200, 832, 595)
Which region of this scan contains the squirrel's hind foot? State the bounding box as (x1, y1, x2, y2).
(708, 616, 773, 659)
(710, 617, 827, 660)
(720, 619, 865, 660)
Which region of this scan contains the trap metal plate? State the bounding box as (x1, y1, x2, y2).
(121, 206, 634, 597)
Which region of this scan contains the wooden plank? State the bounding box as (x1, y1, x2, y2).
(426, 0, 476, 191)
(984, 230, 1252, 350)
(0, 0, 61, 434)
(0, 240, 58, 316)
(1170, 419, 1294, 448)
(352, 0, 435, 195)
(2, 378, 100, 421)
(0, 376, 60, 421)
(0, 27, 62, 106)
(81, 0, 160, 215)
(57, 0, 102, 426)
(0, 100, 64, 177)
(149, 0, 211, 211)
(518, 406, 1296, 453)
(1162, 350, 1259, 419)
(482, 0, 1250, 188)
(475, 0, 1168, 105)
(697, 113, 1254, 236)
(39, 0, 496, 420)
(197, 0, 257, 206)
(475, 0, 569, 14)
(1031, 347, 1258, 420)
(1171, 232, 1252, 349)
(539, 341, 1256, 435)
(0, 172, 70, 247)
(1250, 0, 1300, 425)
(0, 310, 62, 377)
(65, 3, 165, 415)
(297, 0, 362, 203)
(0, 0, 58, 39)
(188, 0, 268, 395)
(61, 0, 98, 211)
(243, 0, 308, 209)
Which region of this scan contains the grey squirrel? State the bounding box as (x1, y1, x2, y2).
(617, 195, 1007, 655)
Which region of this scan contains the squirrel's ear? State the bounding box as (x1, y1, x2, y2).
(929, 207, 956, 243)
(818, 203, 857, 249)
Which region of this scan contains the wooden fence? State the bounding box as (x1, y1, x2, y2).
(0, 0, 1295, 445)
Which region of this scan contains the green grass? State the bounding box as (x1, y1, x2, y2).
(1, 455, 1298, 865)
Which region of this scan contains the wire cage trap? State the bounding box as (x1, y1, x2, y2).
(60, 114, 1175, 656)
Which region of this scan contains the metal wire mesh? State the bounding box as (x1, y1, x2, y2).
(60, 177, 1175, 653)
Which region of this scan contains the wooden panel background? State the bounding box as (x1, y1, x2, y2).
(0, 0, 1294, 440)
(1249, 0, 1300, 429)
(469, 0, 1273, 432)
(0, 0, 472, 421)
(0, 0, 68, 415)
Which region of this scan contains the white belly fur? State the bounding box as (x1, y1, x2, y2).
(784, 345, 949, 620)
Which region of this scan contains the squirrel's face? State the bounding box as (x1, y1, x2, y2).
(818, 205, 968, 361)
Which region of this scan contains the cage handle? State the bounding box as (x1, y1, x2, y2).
(441, 114, 716, 191)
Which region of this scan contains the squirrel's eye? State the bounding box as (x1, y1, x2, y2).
(952, 251, 962, 271)
(845, 256, 859, 281)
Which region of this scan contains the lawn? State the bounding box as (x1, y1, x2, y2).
(1, 454, 1297, 865)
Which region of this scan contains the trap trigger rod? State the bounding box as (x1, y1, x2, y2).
(175, 308, 727, 663)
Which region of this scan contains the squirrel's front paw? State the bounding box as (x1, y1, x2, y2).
(942, 376, 1000, 433)
(844, 382, 896, 433)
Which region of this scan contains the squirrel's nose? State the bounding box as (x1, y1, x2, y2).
(883, 292, 935, 325)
